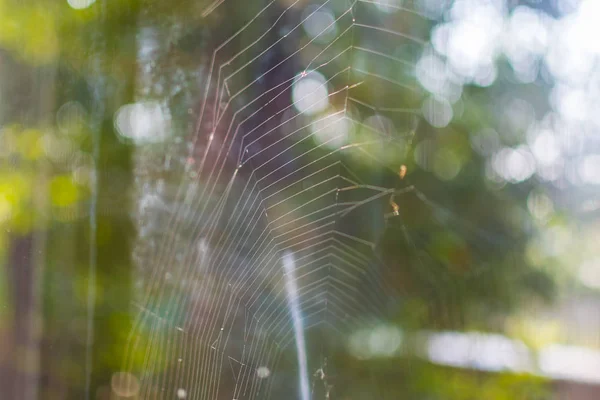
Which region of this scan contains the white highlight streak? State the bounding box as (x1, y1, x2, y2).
(283, 252, 309, 400)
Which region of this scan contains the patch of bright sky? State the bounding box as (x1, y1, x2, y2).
(430, 0, 505, 84)
(416, 0, 600, 187)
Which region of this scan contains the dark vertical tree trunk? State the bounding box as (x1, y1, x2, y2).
(0, 50, 55, 400)
(2, 235, 34, 399)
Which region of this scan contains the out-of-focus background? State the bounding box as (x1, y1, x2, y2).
(1, 0, 599, 399)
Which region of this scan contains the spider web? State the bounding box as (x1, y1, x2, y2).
(120, 1, 498, 398)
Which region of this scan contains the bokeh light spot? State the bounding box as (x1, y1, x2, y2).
(348, 325, 403, 359)
(256, 366, 271, 378)
(422, 96, 453, 128)
(302, 6, 337, 44)
(110, 372, 140, 398)
(492, 146, 536, 183)
(433, 148, 461, 181)
(115, 102, 170, 144)
(291, 71, 329, 115)
(311, 113, 350, 149)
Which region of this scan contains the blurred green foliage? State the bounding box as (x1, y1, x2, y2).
(0, 0, 567, 398)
